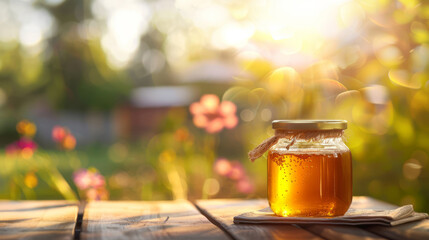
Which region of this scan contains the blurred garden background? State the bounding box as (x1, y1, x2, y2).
(0, 0, 428, 212)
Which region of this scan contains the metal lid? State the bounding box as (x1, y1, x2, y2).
(272, 120, 347, 130)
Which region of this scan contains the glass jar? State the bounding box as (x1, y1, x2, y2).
(267, 120, 352, 217)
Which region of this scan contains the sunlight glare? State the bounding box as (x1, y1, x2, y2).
(267, 0, 351, 38)
(96, 0, 150, 69)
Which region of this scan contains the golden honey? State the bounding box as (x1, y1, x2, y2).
(268, 150, 352, 217)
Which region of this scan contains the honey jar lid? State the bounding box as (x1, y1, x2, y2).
(272, 120, 347, 130)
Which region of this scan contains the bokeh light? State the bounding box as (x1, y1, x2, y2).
(403, 159, 423, 180)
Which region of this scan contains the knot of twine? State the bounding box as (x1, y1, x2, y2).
(248, 129, 344, 162)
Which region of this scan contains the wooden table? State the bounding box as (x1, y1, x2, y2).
(0, 197, 428, 240)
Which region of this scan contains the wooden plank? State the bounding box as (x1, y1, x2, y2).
(81, 200, 228, 240)
(365, 220, 429, 240)
(0, 200, 78, 240)
(195, 199, 322, 240)
(300, 224, 386, 240)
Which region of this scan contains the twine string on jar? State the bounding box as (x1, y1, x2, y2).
(248, 129, 344, 162)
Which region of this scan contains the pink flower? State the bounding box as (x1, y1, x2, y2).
(73, 169, 92, 190)
(236, 177, 255, 194)
(73, 168, 106, 190)
(214, 158, 254, 194)
(16, 138, 37, 150)
(52, 126, 67, 143)
(214, 158, 232, 176)
(91, 173, 106, 189)
(52, 126, 77, 150)
(6, 138, 38, 158)
(190, 94, 238, 133)
(73, 168, 109, 201)
(214, 158, 246, 180)
(228, 161, 246, 180)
